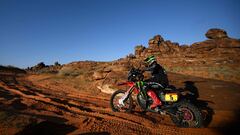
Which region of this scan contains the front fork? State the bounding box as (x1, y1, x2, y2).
(118, 86, 134, 106)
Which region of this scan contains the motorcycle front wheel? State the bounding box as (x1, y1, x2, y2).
(110, 90, 133, 112)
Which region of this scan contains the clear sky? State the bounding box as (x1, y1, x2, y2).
(0, 0, 240, 68)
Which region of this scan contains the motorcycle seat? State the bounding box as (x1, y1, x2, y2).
(164, 85, 176, 91)
(146, 82, 164, 89)
(164, 87, 172, 91)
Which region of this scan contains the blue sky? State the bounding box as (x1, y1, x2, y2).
(0, 0, 240, 68)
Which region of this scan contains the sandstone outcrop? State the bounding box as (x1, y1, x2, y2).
(29, 28, 240, 85)
(130, 28, 240, 83)
(134, 28, 240, 60)
(205, 28, 228, 39)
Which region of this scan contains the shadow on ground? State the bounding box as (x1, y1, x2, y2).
(217, 109, 240, 135)
(16, 120, 77, 135)
(80, 132, 111, 135)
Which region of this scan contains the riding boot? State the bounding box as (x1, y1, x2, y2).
(147, 90, 162, 109)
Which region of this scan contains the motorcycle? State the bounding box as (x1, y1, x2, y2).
(110, 67, 203, 128)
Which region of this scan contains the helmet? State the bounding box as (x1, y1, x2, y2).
(144, 55, 156, 66)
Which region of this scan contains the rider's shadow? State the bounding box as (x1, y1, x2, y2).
(184, 81, 199, 99)
(182, 81, 215, 127)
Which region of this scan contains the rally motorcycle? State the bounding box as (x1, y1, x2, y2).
(110, 68, 203, 128)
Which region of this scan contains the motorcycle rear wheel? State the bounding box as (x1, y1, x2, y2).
(170, 101, 203, 128)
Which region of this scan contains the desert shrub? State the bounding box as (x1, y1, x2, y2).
(170, 66, 184, 72)
(36, 62, 46, 68)
(35, 68, 59, 74)
(135, 45, 145, 50)
(207, 66, 240, 81)
(167, 66, 195, 73)
(127, 53, 136, 59)
(54, 61, 61, 66)
(162, 66, 170, 71)
(208, 66, 232, 76)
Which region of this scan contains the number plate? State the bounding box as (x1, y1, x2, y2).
(165, 93, 178, 102)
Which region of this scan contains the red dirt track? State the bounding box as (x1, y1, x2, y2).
(0, 74, 239, 135)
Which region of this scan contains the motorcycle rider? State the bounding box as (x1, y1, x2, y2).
(143, 55, 169, 110)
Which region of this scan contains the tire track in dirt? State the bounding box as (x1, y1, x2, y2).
(0, 80, 148, 129)
(0, 76, 220, 135)
(18, 79, 152, 126)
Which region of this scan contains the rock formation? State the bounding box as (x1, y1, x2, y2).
(130, 28, 240, 83)
(28, 62, 62, 74)
(29, 28, 240, 84)
(134, 28, 240, 59)
(205, 28, 228, 39)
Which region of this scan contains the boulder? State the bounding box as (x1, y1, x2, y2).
(97, 84, 116, 94)
(135, 45, 145, 57)
(148, 35, 164, 48)
(153, 35, 164, 42)
(158, 40, 181, 54)
(205, 28, 228, 39)
(92, 71, 106, 80)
